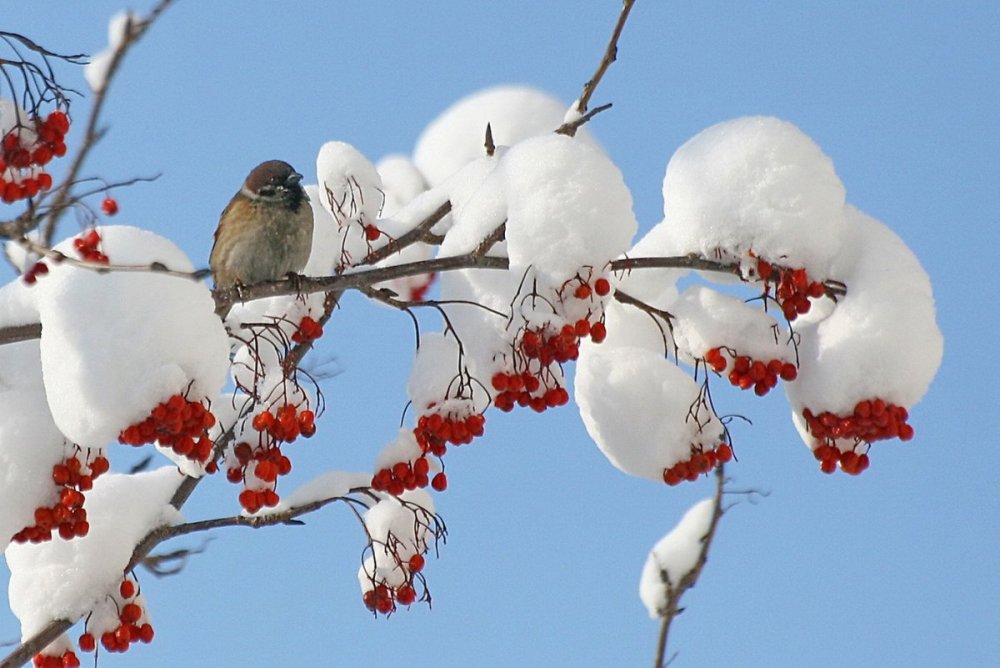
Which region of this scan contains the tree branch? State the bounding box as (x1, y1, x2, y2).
(652, 465, 726, 668)
(556, 0, 637, 137)
(39, 0, 174, 245)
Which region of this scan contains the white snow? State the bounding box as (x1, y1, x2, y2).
(5, 467, 184, 638)
(659, 116, 848, 278)
(276, 471, 372, 511)
(437, 153, 507, 258)
(34, 226, 229, 448)
(576, 345, 724, 481)
(786, 206, 943, 415)
(301, 184, 340, 277)
(0, 342, 65, 547)
(670, 285, 791, 365)
(639, 498, 716, 618)
(376, 155, 428, 218)
(83, 11, 135, 92)
(358, 489, 435, 591)
(413, 85, 596, 187)
(501, 133, 637, 282)
(406, 333, 465, 412)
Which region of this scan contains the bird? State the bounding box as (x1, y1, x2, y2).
(209, 159, 314, 289)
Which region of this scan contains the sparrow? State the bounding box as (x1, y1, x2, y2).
(209, 159, 314, 289)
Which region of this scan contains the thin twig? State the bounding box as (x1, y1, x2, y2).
(554, 0, 637, 138)
(40, 0, 174, 245)
(577, 0, 636, 114)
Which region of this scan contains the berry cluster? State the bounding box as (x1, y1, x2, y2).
(662, 443, 733, 486)
(1, 110, 68, 204)
(119, 393, 217, 464)
(804, 399, 914, 475)
(755, 258, 826, 322)
(78, 577, 154, 655)
(21, 258, 51, 285)
(228, 404, 316, 512)
(11, 452, 109, 544)
(491, 370, 570, 413)
(363, 552, 426, 615)
(31, 649, 80, 668)
(252, 404, 316, 442)
(704, 346, 797, 396)
(73, 228, 109, 264)
(291, 315, 324, 344)
(490, 318, 603, 415)
(569, 276, 612, 301)
(812, 445, 871, 475)
(372, 455, 432, 495)
(371, 408, 483, 495)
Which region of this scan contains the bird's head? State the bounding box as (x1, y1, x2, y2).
(241, 160, 306, 206)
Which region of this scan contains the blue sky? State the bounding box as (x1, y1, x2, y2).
(2, 2, 998, 666)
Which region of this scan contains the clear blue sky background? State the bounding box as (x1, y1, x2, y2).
(3, 2, 998, 667)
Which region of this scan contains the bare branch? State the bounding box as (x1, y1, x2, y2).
(484, 123, 495, 157)
(577, 0, 636, 114)
(552, 0, 638, 139)
(40, 0, 174, 245)
(363, 199, 452, 266)
(0, 323, 41, 345)
(555, 102, 613, 137)
(652, 466, 726, 668)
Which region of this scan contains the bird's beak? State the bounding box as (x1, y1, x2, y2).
(286, 171, 303, 186)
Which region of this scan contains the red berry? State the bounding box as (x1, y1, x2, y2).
(395, 584, 416, 606)
(715, 443, 733, 463)
(594, 277, 611, 296)
(589, 321, 607, 343)
(120, 602, 142, 624)
(431, 472, 448, 492)
(408, 553, 425, 573)
(78, 633, 96, 653)
(364, 224, 380, 241)
(101, 197, 118, 216)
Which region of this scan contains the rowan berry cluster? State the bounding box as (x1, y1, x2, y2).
(22, 227, 112, 286)
(704, 346, 797, 396)
(662, 443, 733, 486)
(371, 407, 483, 495)
(118, 393, 217, 464)
(11, 451, 108, 544)
(1, 109, 68, 204)
(31, 649, 79, 668)
(372, 455, 434, 496)
(755, 258, 826, 321)
(252, 403, 316, 442)
(73, 228, 109, 263)
(229, 404, 315, 512)
(804, 398, 913, 474)
(21, 258, 51, 285)
(78, 577, 154, 655)
(491, 370, 570, 413)
(291, 315, 324, 344)
(362, 552, 426, 615)
(492, 273, 610, 414)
